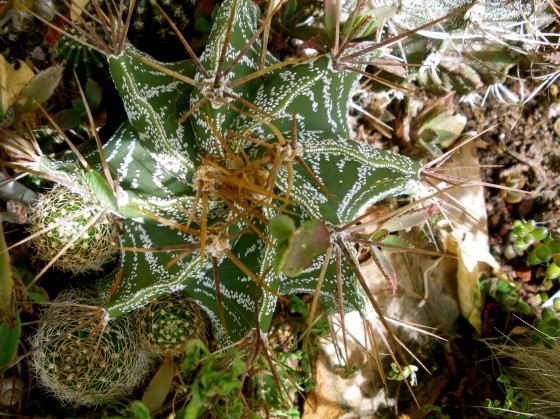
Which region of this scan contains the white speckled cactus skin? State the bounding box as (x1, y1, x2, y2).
(364, 0, 556, 98)
(26, 0, 426, 348)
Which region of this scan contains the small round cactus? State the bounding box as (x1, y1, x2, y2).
(136, 293, 208, 358)
(54, 28, 109, 81)
(29, 289, 154, 406)
(27, 185, 119, 274)
(125, 0, 197, 61)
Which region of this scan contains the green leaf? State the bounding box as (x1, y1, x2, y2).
(513, 241, 530, 253)
(532, 226, 549, 242)
(527, 249, 542, 265)
(141, 357, 175, 413)
(547, 263, 560, 280)
(0, 311, 21, 373)
(284, 0, 298, 21)
(542, 307, 557, 322)
(547, 239, 560, 254)
(380, 208, 433, 233)
(419, 113, 466, 146)
(194, 17, 212, 33)
(71, 98, 85, 113)
(85, 79, 102, 109)
(323, 0, 338, 46)
(380, 234, 414, 251)
(535, 245, 553, 263)
(130, 400, 153, 419)
(53, 108, 84, 130)
(13, 64, 63, 115)
(269, 215, 296, 244)
(81, 169, 119, 212)
(341, 7, 395, 40)
(280, 219, 330, 277)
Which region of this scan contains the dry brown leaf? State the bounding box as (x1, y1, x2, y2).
(440, 140, 500, 336)
(0, 55, 34, 117)
(70, 0, 91, 21)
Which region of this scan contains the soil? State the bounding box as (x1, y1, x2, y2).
(465, 91, 560, 245)
(345, 79, 560, 417)
(413, 86, 560, 415)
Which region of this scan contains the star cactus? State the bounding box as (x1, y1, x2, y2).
(12, 0, 431, 344)
(12, 0, 438, 377)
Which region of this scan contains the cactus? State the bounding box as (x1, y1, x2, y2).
(27, 185, 119, 274)
(4, 0, 430, 348)
(29, 289, 153, 406)
(53, 27, 109, 81)
(0, 0, 476, 408)
(366, 0, 556, 99)
(136, 292, 208, 357)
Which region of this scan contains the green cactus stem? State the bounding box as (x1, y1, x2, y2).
(16, 0, 428, 349)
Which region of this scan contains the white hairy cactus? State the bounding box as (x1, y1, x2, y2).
(27, 185, 119, 274)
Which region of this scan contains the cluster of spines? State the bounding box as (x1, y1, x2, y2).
(29, 289, 154, 406)
(27, 185, 119, 274)
(135, 292, 208, 357)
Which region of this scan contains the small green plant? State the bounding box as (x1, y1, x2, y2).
(178, 339, 246, 418)
(422, 403, 451, 419)
(484, 374, 531, 418)
(507, 219, 560, 284)
(387, 362, 419, 386)
(509, 220, 550, 253)
(532, 307, 560, 349)
(479, 277, 531, 315)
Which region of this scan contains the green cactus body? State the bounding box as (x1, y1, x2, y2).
(54, 27, 108, 80)
(106, 46, 198, 184)
(28, 0, 425, 346)
(136, 293, 208, 357)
